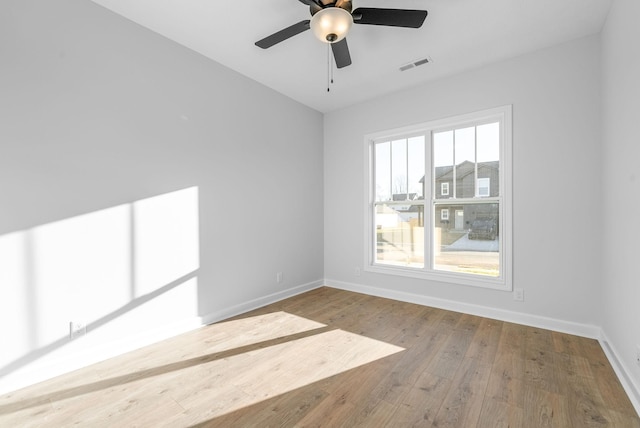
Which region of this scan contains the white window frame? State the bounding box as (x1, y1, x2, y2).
(364, 105, 512, 291)
(441, 182, 449, 196)
(441, 208, 449, 221)
(477, 177, 490, 197)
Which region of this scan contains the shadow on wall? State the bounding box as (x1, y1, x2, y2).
(0, 186, 200, 382)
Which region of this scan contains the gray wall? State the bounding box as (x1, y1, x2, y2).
(602, 0, 640, 400)
(0, 0, 324, 390)
(324, 35, 602, 327)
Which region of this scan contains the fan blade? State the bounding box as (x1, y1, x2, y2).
(331, 38, 352, 69)
(297, 0, 322, 7)
(255, 20, 311, 49)
(352, 8, 428, 28)
(298, 0, 323, 14)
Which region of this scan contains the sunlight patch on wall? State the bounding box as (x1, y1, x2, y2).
(0, 187, 200, 381)
(0, 232, 30, 360)
(30, 204, 132, 347)
(133, 187, 199, 296)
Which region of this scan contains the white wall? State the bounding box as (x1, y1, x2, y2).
(324, 35, 602, 330)
(601, 0, 640, 402)
(0, 0, 324, 391)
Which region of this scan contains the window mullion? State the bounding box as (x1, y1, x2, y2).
(474, 126, 478, 197)
(426, 132, 432, 272)
(388, 145, 392, 202)
(452, 131, 457, 199)
(405, 138, 409, 198)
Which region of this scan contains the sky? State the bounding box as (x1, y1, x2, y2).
(375, 121, 500, 201)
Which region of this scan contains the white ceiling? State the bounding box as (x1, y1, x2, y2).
(90, 0, 611, 113)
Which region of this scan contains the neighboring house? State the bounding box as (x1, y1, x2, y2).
(420, 161, 500, 232)
(391, 193, 424, 226)
(435, 160, 499, 199)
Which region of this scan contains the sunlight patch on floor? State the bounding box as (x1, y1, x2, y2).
(0, 311, 404, 426)
(162, 328, 405, 426)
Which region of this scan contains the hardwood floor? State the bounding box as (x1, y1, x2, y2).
(1, 287, 638, 427)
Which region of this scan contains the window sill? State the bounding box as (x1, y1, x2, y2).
(364, 263, 511, 291)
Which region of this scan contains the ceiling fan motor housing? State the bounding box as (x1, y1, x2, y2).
(309, 0, 353, 15)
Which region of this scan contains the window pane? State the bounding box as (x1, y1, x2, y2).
(391, 139, 407, 197)
(375, 203, 424, 268)
(434, 202, 499, 277)
(455, 127, 475, 198)
(407, 136, 425, 199)
(477, 122, 500, 196)
(433, 131, 453, 199)
(375, 142, 391, 201)
(477, 122, 499, 162)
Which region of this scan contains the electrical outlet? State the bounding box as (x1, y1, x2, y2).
(355, 267, 361, 276)
(276, 272, 283, 284)
(636, 345, 640, 366)
(513, 288, 524, 302)
(69, 321, 86, 340)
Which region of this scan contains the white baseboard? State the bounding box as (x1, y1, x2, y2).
(325, 279, 601, 338)
(599, 333, 640, 416)
(200, 279, 324, 326)
(0, 279, 324, 396)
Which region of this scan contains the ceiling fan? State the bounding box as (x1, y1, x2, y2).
(255, 0, 428, 69)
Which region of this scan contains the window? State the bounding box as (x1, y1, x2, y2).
(477, 178, 490, 197)
(365, 105, 512, 290)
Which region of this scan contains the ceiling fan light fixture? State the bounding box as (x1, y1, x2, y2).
(310, 7, 353, 43)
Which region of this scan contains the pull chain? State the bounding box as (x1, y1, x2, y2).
(327, 44, 335, 92)
(330, 47, 334, 85)
(327, 44, 330, 92)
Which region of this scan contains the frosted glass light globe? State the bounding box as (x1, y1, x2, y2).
(310, 7, 353, 43)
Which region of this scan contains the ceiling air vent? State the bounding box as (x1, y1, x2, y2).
(399, 56, 432, 72)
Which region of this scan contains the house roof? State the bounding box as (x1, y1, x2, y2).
(419, 160, 499, 183)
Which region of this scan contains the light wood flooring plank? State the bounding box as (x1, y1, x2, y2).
(483, 322, 526, 408)
(387, 370, 451, 427)
(431, 357, 492, 427)
(476, 398, 524, 428)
